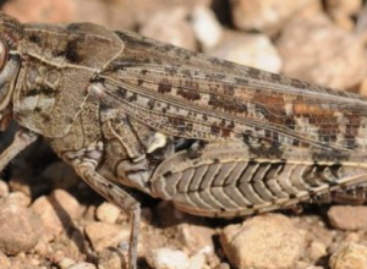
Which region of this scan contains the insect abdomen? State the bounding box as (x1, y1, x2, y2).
(151, 158, 367, 217)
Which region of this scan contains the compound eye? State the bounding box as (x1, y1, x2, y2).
(0, 40, 8, 70)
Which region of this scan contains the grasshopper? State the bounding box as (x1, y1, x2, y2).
(1, 12, 367, 268)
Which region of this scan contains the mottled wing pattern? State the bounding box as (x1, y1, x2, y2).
(96, 30, 367, 163)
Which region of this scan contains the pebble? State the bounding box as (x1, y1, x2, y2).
(176, 223, 214, 255)
(191, 5, 223, 50)
(96, 202, 121, 224)
(84, 222, 130, 252)
(344, 232, 360, 243)
(209, 31, 282, 73)
(328, 206, 367, 230)
(329, 243, 367, 269)
(50, 189, 82, 220)
(216, 263, 230, 269)
(0, 202, 43, 255)
(31, 189, 81, 241)
(146, 248, 190, 269)
(58, 258, 76, 269)
(8, 176, 34, 198)
(221, 214, 306, 269)
(230, 0, 321, 34)
(32, 237, 50, 257)
(2, 191, 32, 207)
(276, 14, 367, 89)
(188, 253, 206, 269)
(308, 241, 327, 262)
(140, 7, 197, 51)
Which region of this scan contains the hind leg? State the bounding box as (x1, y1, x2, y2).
(62, 144, 140, 269)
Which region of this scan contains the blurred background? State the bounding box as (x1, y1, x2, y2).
(1, 2, 367, 269)
(1, 0, 367, 92)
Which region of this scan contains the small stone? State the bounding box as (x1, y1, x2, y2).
(209, 31, 282, 73)
(328, 206, 367, 230)
(98, 247, 126, 269)
(96, 202, 121, 224)
(188, 253, 206, 269)
(230, 0, 321, 34)
(0, 202, 43, 255)
(191, 5, 223, 50)
(2, 191, 31, 207)
(58, 258, 76, 269)
(177, 223, 214, 255)
(329, 243, 367, 269)
(344, 232, 360, 243)
(140, 7, 197, 51)
(31, 190, 81, 241)
(85, 222, 130, 252)
(32, 236, 50, 257)
(50, 189, 82, 220)
(276, 14, 367, 89)
(221, 214, 306, 269)
(8, 177, 33, 198)
(0, 180, 9, 198)
(0, 250, 10, 268)
(308, 241, 327, 261)
(146, 248, 190, 269)
(216, 263, 230, 269)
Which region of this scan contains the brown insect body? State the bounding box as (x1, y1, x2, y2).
(1, 13, 367, 269)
